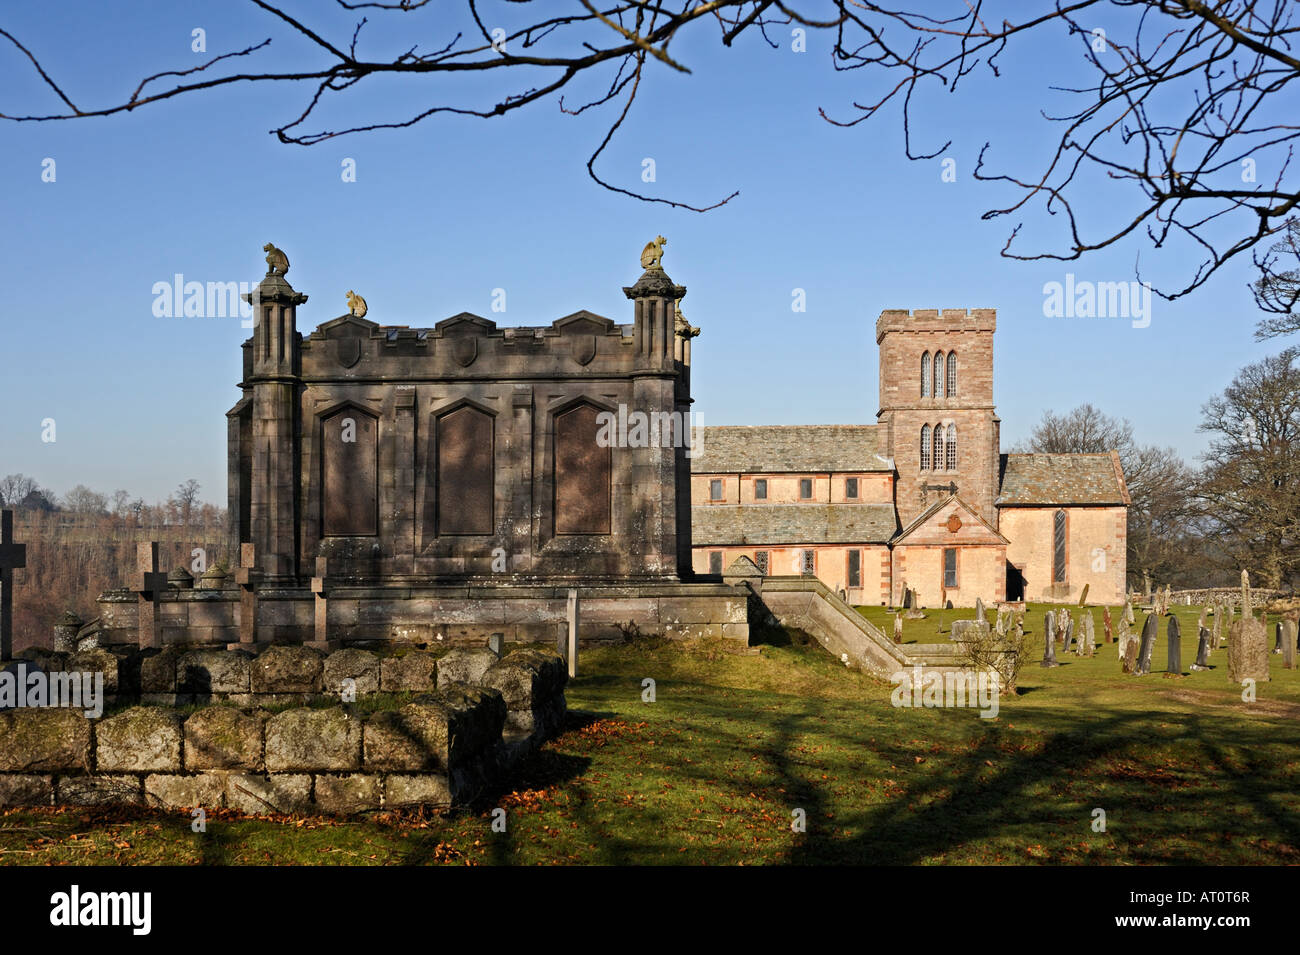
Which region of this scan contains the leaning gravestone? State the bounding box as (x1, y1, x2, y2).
(1135, 613, 1157, 676)
(1191, 626, 1212, 671)
(1166, 615, 1182, 675)
(1227, 616, 1270, 684)
(1077, 583, 1090, 607)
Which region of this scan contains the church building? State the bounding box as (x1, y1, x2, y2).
(690, 308, 1130, 607)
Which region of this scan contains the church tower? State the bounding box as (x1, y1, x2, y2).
(876, 308, 1000, 529)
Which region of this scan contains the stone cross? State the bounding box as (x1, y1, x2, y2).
(133, 541, 168, 650)
(1191, 626, 1212, 671)
(1166, 614, 1182, 675)
(565, 588, 579, 679)
(309, 556, 331, 650)
(0, 511, 27, 661)
(234, 542, 261, 647)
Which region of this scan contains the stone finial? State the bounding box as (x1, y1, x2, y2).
(675, 299, 700, 339)
(264, 242, 290, 275)
(197, 566, 229, 591)
(168, 567, 194, 589)
(346, 290, 368, 318)
(640, 235, 667, 270)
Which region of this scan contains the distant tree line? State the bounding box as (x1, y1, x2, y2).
(0, 475, 222, 530)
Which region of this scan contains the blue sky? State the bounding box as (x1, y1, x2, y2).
(1, 1, 1291, 504)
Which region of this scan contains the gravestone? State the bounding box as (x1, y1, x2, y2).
(1063, 615, 1075, 651)
(902, 588, 914, 610)
(893, 613, 903, 644)
(0, 511, 27, 661)
(1040, 623, 1059, 668)
(1282, 620, 1297, 671)
(1135, 613, 1157, 676)
(1227, 615, 1270, 684)
(975, 597, 986, 621)
(1124, 602, 1135, 627)
(1166, 615, 1182, 675)
(1274, 622, 1284, 654)
(234, 543, 260, 648)
(133, 541, 168, 650)
(566, 588, 579, 679)
(1080, 612, 1095, 656)
(1077, 583, 1090, 607)
(1044, 611, 1055, 650)
(1102, 606, 1113, 643)
(1241, 569, 1253, 619)
(488, 632, 505, 658)
(1191, 626, 1212, 671)
(1015, 616, 1024, 641)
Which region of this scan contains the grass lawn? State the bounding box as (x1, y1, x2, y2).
(2, 606, 1298, 865)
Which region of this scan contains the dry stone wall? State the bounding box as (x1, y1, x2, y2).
(0, 646, 567, 814)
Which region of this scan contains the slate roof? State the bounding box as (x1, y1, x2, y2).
(690, 425, 891, 474)
(997, 452, 1130, 507)
(692, 504, 898, 546)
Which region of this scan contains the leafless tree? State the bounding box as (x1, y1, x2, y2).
(2, 1, 1297, 294)
(1254, 216, 1300, 339)
(0, 473, 38, 508)
(171, 479, 202, 526)
(1197, 347, 1300, 588)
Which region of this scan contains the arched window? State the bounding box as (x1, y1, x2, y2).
(920, 425, 931, 470)
(1052, 509, 1068, 583)
(933, 423, 944, 471)
(945, 424, 957, 470)
(933, 351, 945, 398)
(555, 402, 612, 534)
(920, 352, 931, 397)
(946, 351, 957, 396)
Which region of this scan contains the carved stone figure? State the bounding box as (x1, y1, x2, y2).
(346, 290, 368, 318)
(641, 235, 667, 270)
(264, 242, 290, 275)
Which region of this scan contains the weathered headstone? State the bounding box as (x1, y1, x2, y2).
(133, 541, 168, 650)
(1077, 583, 1090, 607)
(0, 511, 27, 661)
(1191, 626, 1212, 671)
(1166, 615, 1182, 675)
(994, 609, 1006, 637)
(1241, 569, 1253, 619)
(1282, 620, 1297, 671)
(1102, 606, 1114, 643)
(1135, 613, 1157, 676)
(902, 587, 914, 610)
(1064, 615, 1075, 651)
(1080, 612, 1095, 656)
(975, 597, 986, 621)
(1040, 621, 1059, 668)
(1124, 601, 1135, 627)
(1227, 614, 1270, 684)
(893, 613, 903, 644)
(1044, 611, 1056, 649)
(1274, 621, 1284, 654)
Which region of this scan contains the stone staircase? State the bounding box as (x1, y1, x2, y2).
(753, 575, 970, 679)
